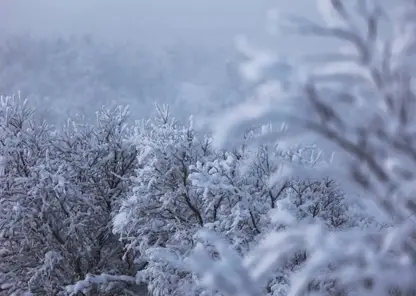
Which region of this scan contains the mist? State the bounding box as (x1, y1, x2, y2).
(0, 0, 324, 124)
(1, 0, 279, 47)
(0, 0, 327, 50)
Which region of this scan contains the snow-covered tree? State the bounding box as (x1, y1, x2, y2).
(0, 96, 141, 295)
(112, 104, 367, 295)
(191, 1, 416, 296)
(56, 105, 141, 295)
(0, 95, 60, 295)
(112, 105, 215, 295)
(190, 137, 375, 296)
(0, 93, 375, 295)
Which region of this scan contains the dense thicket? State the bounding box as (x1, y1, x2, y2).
(192, 1, 416, 296)
(3, 2, 415, 295)
(0, 96, 376, 295)
(0, 96, 141, 295)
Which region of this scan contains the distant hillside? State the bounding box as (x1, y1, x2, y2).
(0, 34, 247, 124)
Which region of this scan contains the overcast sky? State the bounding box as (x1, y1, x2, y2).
(0, 0, 321, 50)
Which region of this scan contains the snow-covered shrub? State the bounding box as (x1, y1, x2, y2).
(191, 139, 375, 296)
(0, 95, 140, 295)
(0, 91, 381, 296)
(190, 1, 416, 296)
(0, 95, 60, 295)
(55, 105, 140, 295)
(113, 105, 215, 295)
(113, 104, 366, 295)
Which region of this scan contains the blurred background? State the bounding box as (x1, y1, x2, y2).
(0, 0, 321, 124)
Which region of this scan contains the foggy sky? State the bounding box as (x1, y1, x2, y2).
(0, 0, 321, 50)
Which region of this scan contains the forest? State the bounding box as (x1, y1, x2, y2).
(1, 1, 416, 296)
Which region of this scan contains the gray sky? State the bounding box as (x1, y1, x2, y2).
(0, 0, 320, 49)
